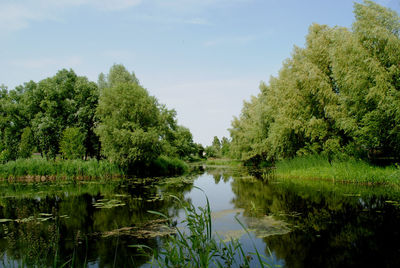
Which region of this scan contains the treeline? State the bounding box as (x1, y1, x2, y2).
(0, 64, 200, 173)
(230, 0, 400, 165)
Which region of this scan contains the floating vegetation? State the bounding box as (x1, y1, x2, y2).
(218, 229, 249, 242)
(92, 198, 126, 209)
(211, 208, 244, 219)
(38, 213, 52, 217)
(243, 215, 291, 238)
(145, 194, 164, 202)
(114, 194, 129, 198)
(0, 213, 69, 224)
(385, 200, 400, 207)
(95, 219, 175, 239)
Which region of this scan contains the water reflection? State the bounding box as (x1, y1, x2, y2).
(0, 167, 399, 267)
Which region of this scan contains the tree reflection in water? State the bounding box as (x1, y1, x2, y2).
(0, 168, 399, 267)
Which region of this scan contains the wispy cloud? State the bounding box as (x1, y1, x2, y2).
(0, 0, 142, 33)
(0, 3, 46, 32)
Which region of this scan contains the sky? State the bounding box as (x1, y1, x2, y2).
(1, 0, 399, 146)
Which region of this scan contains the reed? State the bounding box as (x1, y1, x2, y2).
(133, 189, 277, 267)
(0, 158, 124, 180)
(274, 155, 400, 185)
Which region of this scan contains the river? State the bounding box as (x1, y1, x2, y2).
(0, 165, 399, 267)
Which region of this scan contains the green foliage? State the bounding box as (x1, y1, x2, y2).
(0, 158, 124, 179)
(274, 155, 400, 185)
(220, 137, 231, 157)
(18, 69, 100, 159)
(230, 0, 400, 163)
(19, 127, 35, 159)
(212, 136, 221, 150)
(1, 63, 196, 171)
(96, 65, 196, 170)
(96, 80, 162, 168)
(139, 192, 274, 267)
(60, 127, 86, 160)
(205, 145, 218, 158)
(150, 155, 189, 176)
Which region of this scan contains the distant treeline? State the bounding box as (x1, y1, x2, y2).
(230, 0, 400, 164)
(0, 64, 202, 173)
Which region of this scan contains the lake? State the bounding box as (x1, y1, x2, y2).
(0, 165, 400, 267)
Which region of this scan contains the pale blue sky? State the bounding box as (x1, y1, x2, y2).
(1, 0, 399, 145)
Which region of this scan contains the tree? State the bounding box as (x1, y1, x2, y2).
(212, 136, 221, 150)
(230, 0, 400, 163)
(26, 69, 99, 159)
(220, 137, 230, 157)
(19, 127, 35, 159)
(172, 126, 197, 158)
(60, 127, 86, 160)
(205, 146, 218, 158)
(96, 70, 162, 168)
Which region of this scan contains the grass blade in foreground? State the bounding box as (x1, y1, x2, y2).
(131, 190, 280, 267)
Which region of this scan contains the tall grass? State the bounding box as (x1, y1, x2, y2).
(0, 158, 124, 180)
(0, 156, 189, 180)
(133, 189, 277, 267)
(274, 155, 400, 185)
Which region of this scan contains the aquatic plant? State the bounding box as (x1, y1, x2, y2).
(133, 189, 278, 267)
(273, 155, 400, 185)
(0, 155, 190, 180)
(0, 158, 124, 180)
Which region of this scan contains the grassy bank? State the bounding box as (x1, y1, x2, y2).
(202, 158, 243, 167)
(0, 158, 123, 180)
(0, 156, 189, 181)
(273, 155, 400, 185)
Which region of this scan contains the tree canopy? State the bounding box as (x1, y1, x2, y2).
(230, 0, 400, 164)
(0, 64, 197, 171)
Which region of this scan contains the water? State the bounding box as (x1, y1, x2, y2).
(0, 166, 400, 267)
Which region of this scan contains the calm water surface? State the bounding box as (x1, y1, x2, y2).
(0, 166, 400, 267)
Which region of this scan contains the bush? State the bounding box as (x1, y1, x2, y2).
(149, 156, 188, 176)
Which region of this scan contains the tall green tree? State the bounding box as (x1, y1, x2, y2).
(96, 67, 162, 168)
(28, 69, 99, 159)
(230, 0, 400, 163)
(60, 127, 86, 160)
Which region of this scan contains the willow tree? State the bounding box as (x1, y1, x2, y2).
(96, 71, 161, 168)
(230, 0, 400, 163)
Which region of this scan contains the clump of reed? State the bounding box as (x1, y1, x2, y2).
(0, 158, 124, 180)
(133, 189, 277, 267)
(274, 155, 400, 185)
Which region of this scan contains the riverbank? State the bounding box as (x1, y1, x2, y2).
(272, 155, 400, 186)
(197, 158, 242, 167)
(0, 156, 188, 181)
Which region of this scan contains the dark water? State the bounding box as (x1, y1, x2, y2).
(0, 166, 400, 267)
